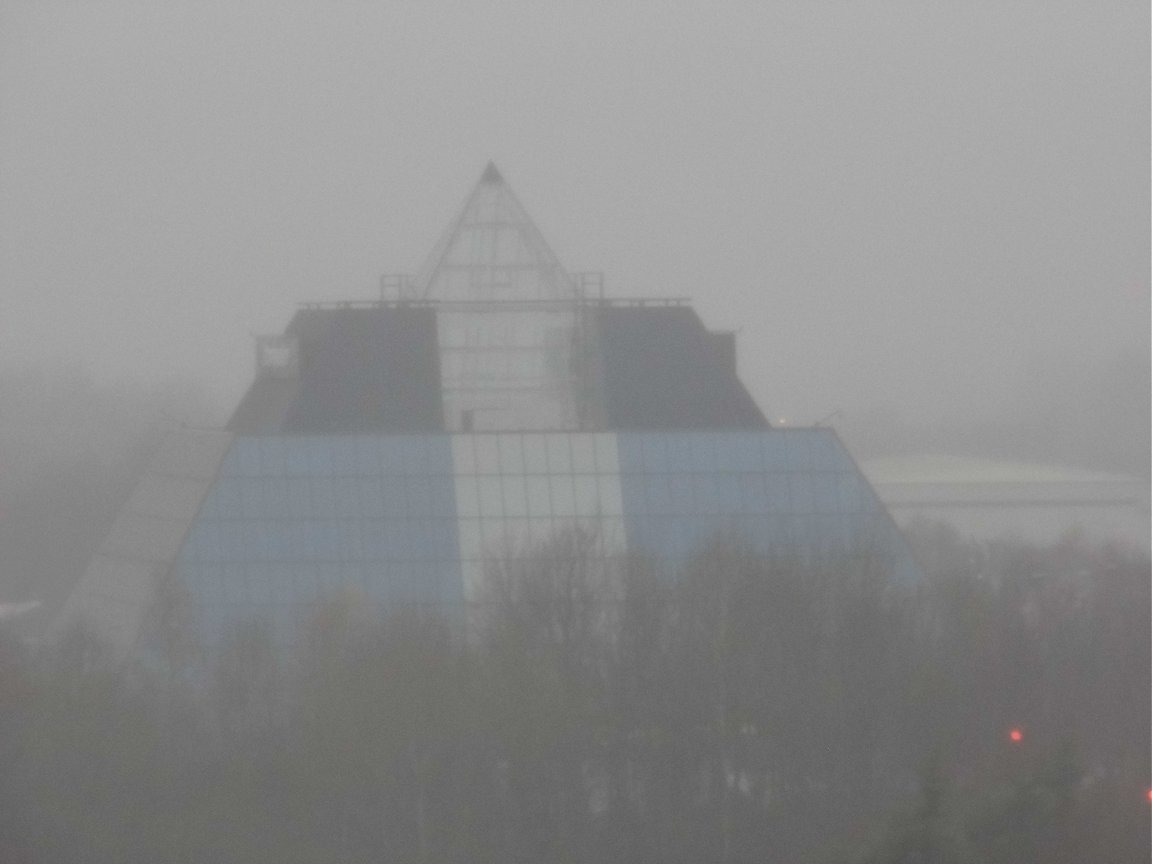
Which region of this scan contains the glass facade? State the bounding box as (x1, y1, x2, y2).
(176, 435, 463, 646)
(171, 428, 916, 647)
(616, 429, 912, 576)
(415, 164, 589, 432)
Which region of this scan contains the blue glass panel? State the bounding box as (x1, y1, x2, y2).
(247, 563, 273, 604)
(807, 430, 833, 469)
(355, 436, 381, 473)
(406, 475, 433, 518)
(641, 435, 669, 474)
(330, 439, 359, 475)
(304, 438, 333, 475)
(715, 474, 742, 514)
(668, 473, 694, 515)
(336, 521, 362, 561)
(761, 434, 789, 471)
(315, 522, 339, 561)
(664, 435, 694, 473)
(312, 477, 336, 519)
(378, 438, 406, 475)
(773, 515, 797, 550)
(429, 476, 456, 518)
(284, 440, 309, 475)
(259, 437, 285, 476)
(614, 433, 644, 474)
(268, 521, 295, 561)
(293, 564, 319, 602)
(240, 481, 263, 519)
(686, 433, 717, 473)
(784, 433, 812, 471)
(381, 477, 406, 518)
(643, 474, 671, 515)
(740, 473, 768, 513)
(263, 477, 289, 519)
(789, 473, 814, 514)
(837, 474, 862, 513)
(811, 474, 838, 514)
(358, 477, 384, 519)
(764, 473, 789, 514)
(692, 474, 720, 514)
(398, 437, 431, 476)
(717, 432, 762, 472)
(221, 563, 247, 605)
(333, 477, 360, 519)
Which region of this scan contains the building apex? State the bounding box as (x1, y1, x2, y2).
(480, 160, 503, 184)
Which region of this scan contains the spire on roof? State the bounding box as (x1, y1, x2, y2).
(414, 164, 574, 302)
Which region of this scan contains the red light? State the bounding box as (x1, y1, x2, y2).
(1009, 728, 1023, 743)
(1146, 788, 1152, 804)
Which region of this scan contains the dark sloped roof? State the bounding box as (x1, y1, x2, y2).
(227, 306, 445, 434)
(595, 306, 768, 430)
(228, 302, 768, 434)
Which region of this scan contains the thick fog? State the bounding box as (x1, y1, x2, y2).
(2, 0, 1147, 475)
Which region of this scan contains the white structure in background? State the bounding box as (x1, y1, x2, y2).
(861, 455, 1150, 549)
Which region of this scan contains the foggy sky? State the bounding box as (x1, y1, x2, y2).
(2, 1, 1148, 449)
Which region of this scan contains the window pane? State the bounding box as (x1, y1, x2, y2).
(526, 475, 552, 514)
(643, 474, 671, 515)
(334, 477, 361, 518)
(570, 436, 595, 474)
(546, 434, 572, 473)
(429, 476, 456, 519)
(668, 473, 694, 515)
(474, 436, 500, 474)
(716, 475, 742, 515)
(498, 434, 525, 474)
(477, 477, 504, 518)
(551, 475, 576, 516)
(406, 475, 433, 518)
(452, 435, 477, 475)
(455, 475, 479, 518)
(358, 477, 384, 519)
(573, 475, 599, 514)
(641, 436, 669, 473)
(502, 475, 528, 517)
(241, 482, 264, 519)
(811, 474, 837, 514)
(790, 473, 814, 515)
(592, 434, 619, 474)
(694, 475, 720, 515)
(596, 476, 624, 517)
(689, 433, 718, 473)
(522, 435, 548, 474)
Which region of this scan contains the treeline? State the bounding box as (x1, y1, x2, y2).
(0, 528, 1148, 863)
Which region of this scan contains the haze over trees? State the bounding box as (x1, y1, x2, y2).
(0, 363, 220, 618)
(1, 524, 1146, 863)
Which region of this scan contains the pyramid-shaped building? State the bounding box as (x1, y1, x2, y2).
(60, 165, 917, 658)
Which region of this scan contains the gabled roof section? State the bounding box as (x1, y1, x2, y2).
(414, 162, 576, 302)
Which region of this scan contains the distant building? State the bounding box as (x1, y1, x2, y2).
(862, 455, 1150, 550)
(59, 164, 917, 658)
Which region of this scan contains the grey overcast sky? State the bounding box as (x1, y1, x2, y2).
(1, 1, 1148, 445)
